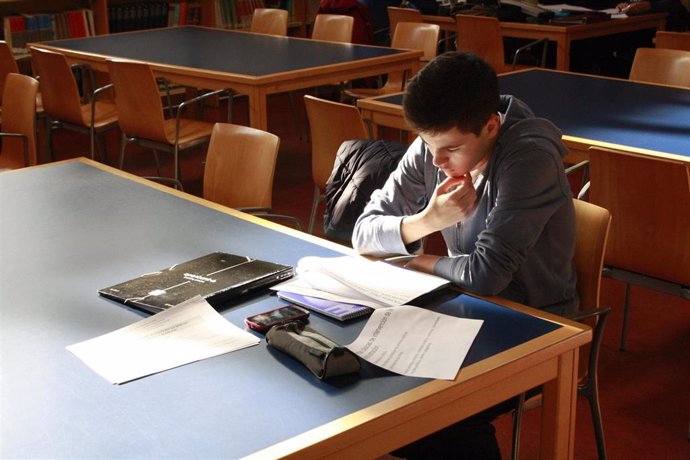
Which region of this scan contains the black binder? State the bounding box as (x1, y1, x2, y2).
(99, 252, 293, 314)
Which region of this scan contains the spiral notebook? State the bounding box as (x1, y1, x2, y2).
(276, 291, 373, 322)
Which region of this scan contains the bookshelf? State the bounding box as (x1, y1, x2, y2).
(199, 0, 307, 35)
(0, 0, 107, 53)
(0, 0, 309, 55)
(105, 0, 308, 35)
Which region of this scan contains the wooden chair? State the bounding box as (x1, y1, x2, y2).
(249, 8, 301, 138)
(0, 41, 19, 108)
(343, 22, 440, 100)
(106, 59, 229, 187)
(512, 198, 612, 460)
(307, 14, 355, 109)
(251, 8, 288, 36)
(655, 30, 690, 51)
(588, 146, 690, 350)
(29, 47, 118, 162)
(628, 47, 690, 87)
(387, 6, 422, 37)
(304, 95, 369, 234)
(0, 73, 39, 170)
(204, 123, 301, 229)
(311, 14, 354, 43)
(454, 15, 548, 74)
(0, 41, 44, 127)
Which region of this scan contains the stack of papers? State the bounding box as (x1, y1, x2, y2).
(272, 256, 450, 309)
(274, 256, 484, 380)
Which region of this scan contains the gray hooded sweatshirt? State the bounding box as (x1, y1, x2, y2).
(352, 96, 577, 316)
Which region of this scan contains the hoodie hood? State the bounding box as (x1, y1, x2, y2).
(497, 95, 570, 161)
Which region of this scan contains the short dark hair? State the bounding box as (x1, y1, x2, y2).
(403, 52, 500, 136)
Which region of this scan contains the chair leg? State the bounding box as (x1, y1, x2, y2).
(89, 124, 99, 161)
(584, 384, 608, 460)
(511, 392, 526, 460)
(620, 282, 632, 351)
(307, 185, 321, 234)
(151, 149, 161, 176)
(46, 121, 55, 162)
(119, 133, 128, 170)
(95, 132, 109, 164)
(173, 144, 181, 184)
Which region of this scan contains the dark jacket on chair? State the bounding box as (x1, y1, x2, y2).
(324, 139, 407, 242)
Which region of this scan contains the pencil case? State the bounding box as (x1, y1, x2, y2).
(266, 321, 360, 379)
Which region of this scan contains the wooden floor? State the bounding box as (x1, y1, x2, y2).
(44, 91, 690, 460)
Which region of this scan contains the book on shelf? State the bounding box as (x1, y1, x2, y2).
(2, 9, 93, 54)
(109, 2, 172, 32)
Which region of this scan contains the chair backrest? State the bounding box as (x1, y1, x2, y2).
(628, 47, 690, 87)
(106, 59, 168, 143)
(203, 123, 280, 210)
(1, 73, 38, 167)
(381, 21, 440, 92)
(251, 8, 288, 36)
(455, 14, 509, 73)
(312, 14, 354, 43)
(304, 95, 369, 192)
(392, 22, 440, 63)
(655, 30, 690, 51)
(589, 146, 690, 286)
(573, 199, 612, 313)
(572, 198, 611, 379)
(29, 46, 84, 126)
(0, 41, 19, 106)
(387, 6, 422, 37)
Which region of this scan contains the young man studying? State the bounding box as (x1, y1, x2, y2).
(352, 52, 577, 458)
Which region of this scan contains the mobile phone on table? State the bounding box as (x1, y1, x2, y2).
(244, 305, 309, 333)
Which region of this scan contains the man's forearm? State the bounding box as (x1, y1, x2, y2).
(400, 213, 438, 246)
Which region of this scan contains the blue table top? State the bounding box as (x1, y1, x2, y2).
(372, 70, 690, 159)
(499, 70, 690, 159)
(0, 161, 560, 458)
(40, 26, 405, 77)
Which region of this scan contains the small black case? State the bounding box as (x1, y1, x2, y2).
(266, 321, 360, 379)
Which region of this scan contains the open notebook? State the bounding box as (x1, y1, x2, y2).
(99, 252, 293, 314)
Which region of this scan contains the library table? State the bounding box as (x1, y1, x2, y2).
(30, 26, 422, 132)
(357, 69, 690, 165)
(0, 159, 590, 459)
(423, 12, 666, 71)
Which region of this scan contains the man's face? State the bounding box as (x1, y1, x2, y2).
(419, 114, 500, 178)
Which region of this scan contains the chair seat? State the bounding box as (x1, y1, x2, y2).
(162, 118, 215, 146)
(80, 100, 118, 129)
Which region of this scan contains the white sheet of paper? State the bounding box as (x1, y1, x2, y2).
(539, 3, 624, 16)
(539, 3, 595, 11)
(272, 256, 449, 307)
(346, 305, 483, 380)
(67, 296, 259, 384)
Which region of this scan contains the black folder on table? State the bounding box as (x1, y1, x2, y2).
(98, 252, 294, 314)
